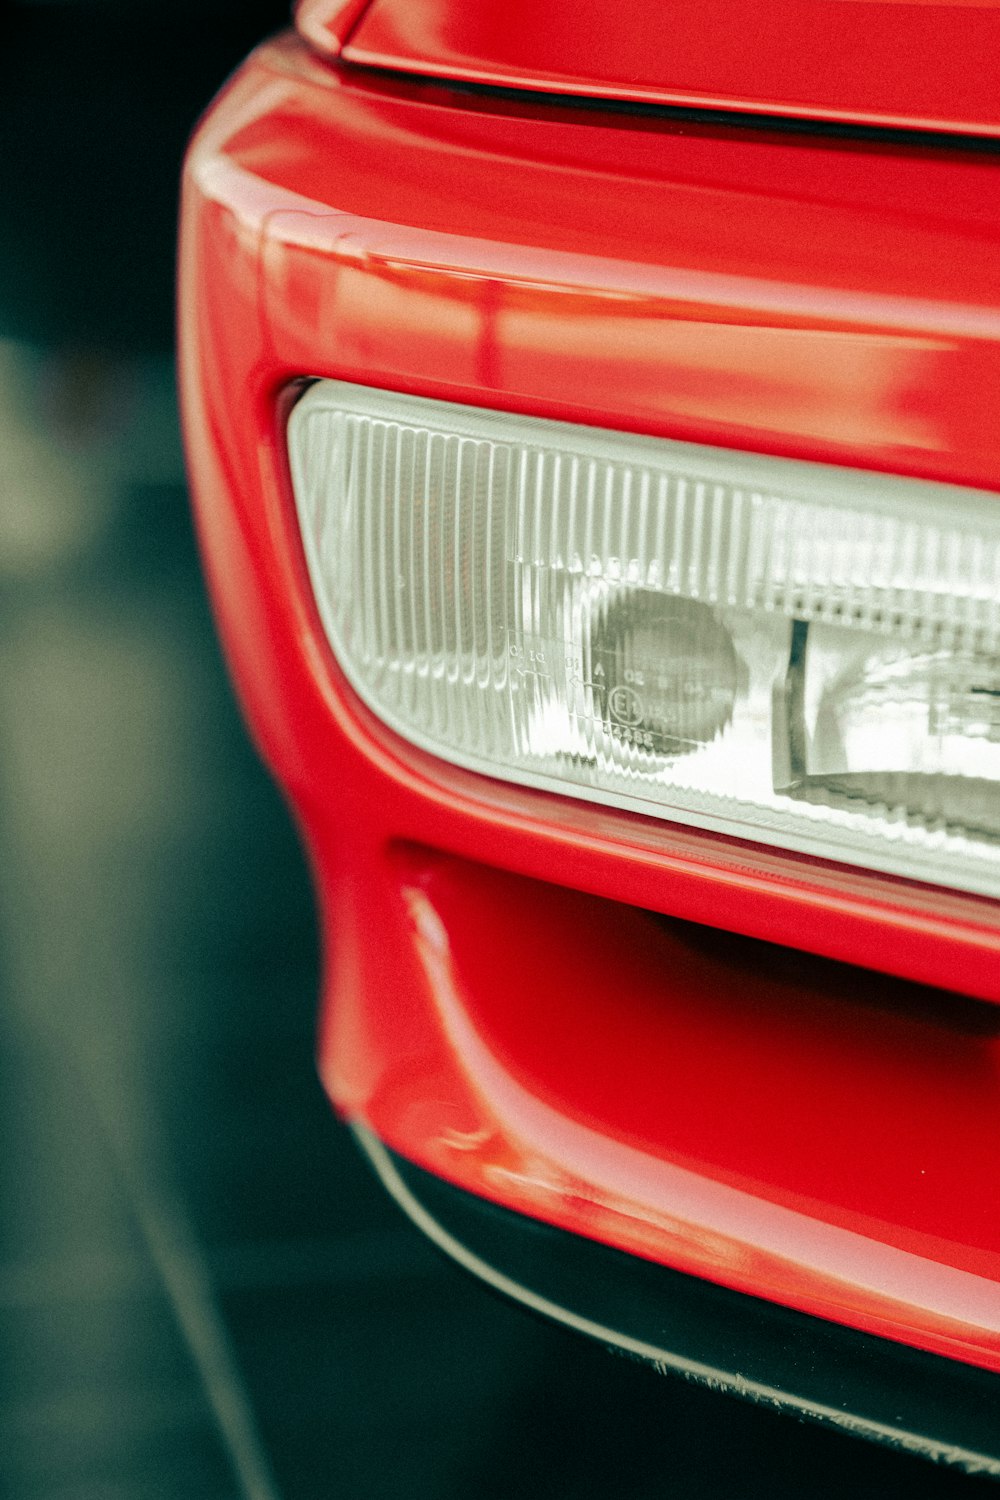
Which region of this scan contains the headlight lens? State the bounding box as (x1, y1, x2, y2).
(288, 381, 1000, 899)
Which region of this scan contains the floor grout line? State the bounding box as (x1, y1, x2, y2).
(114, 1155, 284, 1500)
(61, 1043, 285, 1500)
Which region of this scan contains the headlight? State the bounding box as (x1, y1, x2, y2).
(289, 381, 1000, 899)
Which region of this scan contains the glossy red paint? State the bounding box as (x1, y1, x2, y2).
(179, 35, 1000, 1372)
(295, 0, 372, 56)
(372, 847, 1000, 1369)
(306, 0, 1000, 140)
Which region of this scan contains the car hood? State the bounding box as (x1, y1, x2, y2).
(328, 0, 1000, 139)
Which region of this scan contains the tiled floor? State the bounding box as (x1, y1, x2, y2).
(0, 6, 997, 1497)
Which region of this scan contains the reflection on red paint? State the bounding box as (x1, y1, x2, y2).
(301, 0, 1000, 138)
(350, 847, 1000, 1370)
(180, 34, 1000, 1377)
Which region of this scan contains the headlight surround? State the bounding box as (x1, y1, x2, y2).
(289, 380, 1000, 900)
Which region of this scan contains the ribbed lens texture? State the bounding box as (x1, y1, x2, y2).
(289, 382, 1000, 898)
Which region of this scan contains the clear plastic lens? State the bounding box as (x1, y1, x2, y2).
(288, 381, 1000, 898)
(780, 623, 1000, 838)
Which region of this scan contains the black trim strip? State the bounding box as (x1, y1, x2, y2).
(336, 60, 1000, 155)
(351, 1122, 1000, 1479)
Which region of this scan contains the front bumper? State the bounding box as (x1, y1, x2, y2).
(360, 1127, 1000, 1473)
(179, 32, 1000, 1462)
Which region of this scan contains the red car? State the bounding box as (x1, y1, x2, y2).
(179, 0, 1000, 1475)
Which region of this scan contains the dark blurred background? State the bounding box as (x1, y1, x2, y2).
(0, 3, 995, 1496)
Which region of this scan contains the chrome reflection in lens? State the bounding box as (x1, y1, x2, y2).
(778, 620, 1000, 840)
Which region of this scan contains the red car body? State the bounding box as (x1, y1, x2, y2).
(179, 1, 1000, 1472)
